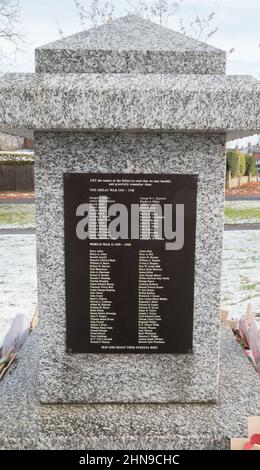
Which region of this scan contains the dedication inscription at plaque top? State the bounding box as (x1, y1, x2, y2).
(64, 173, 197, 354)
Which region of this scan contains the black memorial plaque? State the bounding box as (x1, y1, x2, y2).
(64, 173, 197, 354)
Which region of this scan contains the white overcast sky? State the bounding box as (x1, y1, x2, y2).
(1, 0, 260, 145)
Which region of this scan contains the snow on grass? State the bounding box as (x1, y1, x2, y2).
(0, 230, 260, 345)
(221, 230, 260, 318)
(0, 235, 37, 345)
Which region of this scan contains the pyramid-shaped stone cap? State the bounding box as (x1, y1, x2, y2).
(36, 15, 226, 74)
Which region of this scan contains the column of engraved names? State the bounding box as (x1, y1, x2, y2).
(89, 250, 116, 345)
(138, 250, 169, 345)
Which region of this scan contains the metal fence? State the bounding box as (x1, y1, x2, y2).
(0, 164, 35, 191)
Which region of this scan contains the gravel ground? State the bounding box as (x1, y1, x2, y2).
(225, 181, 260, 196)
(222, 230, 260, 318)
(0, 230, 260, 346)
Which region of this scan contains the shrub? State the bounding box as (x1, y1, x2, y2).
(245, 155, 256, 176)
(226, 151, 240, 177)
(239, 153, 246, 176)
(0, 152, 34, 166)
(226, 151, 247, 177)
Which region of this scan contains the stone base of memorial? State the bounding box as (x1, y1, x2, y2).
(0, 324, 258, 450)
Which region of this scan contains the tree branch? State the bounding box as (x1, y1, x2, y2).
(0, 0, 24, 65)
(73, 1, 217, 41)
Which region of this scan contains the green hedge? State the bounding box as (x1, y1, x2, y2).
(0, 152, 34, 166)
(245, 155, 256, 176)
(226, 150, 256, 177)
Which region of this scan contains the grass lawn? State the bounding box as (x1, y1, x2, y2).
(1, 202, 260, 228)
(225, 207, 260, 221)
(0, 205, 35, 228)
(225, 202, 260, 224)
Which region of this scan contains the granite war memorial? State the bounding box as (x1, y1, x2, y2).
(0, 15, 259, 449)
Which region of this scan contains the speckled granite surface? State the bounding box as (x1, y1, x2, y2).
(35, 15, 226, 75)
(0, 74, 259, 141)
(0, 15, 259, 449)
(0, 323, 259, 450)
(34, 131, 226, 403)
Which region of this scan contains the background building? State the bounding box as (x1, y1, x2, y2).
(0, 132, 33, 152)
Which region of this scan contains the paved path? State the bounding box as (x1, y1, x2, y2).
(0, 199, 35, 205)
(226, 195, 260, 201)
(225, 224, 260, 231)
(0, 228, 35, 235)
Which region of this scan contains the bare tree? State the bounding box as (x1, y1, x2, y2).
(126, 0, 183, 26)
(179, 12, 218, 42)
(73, 0, 218, 41)
(0, 0, 23, 64)
(74, 0, 115, 28)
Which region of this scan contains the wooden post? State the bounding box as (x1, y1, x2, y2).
(226, 170, 231, 189)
